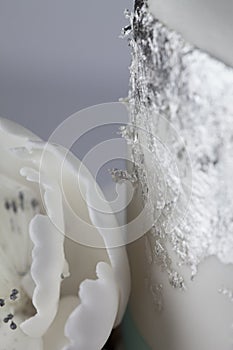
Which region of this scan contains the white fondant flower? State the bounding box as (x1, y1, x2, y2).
(0, 117, 130, 350)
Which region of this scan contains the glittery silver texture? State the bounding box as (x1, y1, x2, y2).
(219, 288, 233, 302)
(110, 168, 138, 185)
(148, 281, 163, 313)
(124, 0, 233, 286)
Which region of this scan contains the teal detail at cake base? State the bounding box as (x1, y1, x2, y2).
(122, 308, 151, 350)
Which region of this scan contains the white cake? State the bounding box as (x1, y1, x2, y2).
(123, 1, 233, 349)
(148, 0, 233, 67)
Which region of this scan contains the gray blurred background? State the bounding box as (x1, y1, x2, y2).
(0, 1, 132, 137)
(0, 1, 133, 195)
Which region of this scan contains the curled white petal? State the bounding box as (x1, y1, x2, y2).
(0, 117, 131, 345)
(64, 262, 119, 350)
(20, 214, 66, 337)
(21, 272, 36, 299)
(0, 117, 39, 141)
(85, 190, 131, 325)
(43, 296, 80, 350)
(85, 181, 131, 325)
(19, 140, 131, 323)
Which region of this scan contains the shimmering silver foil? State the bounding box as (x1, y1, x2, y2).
(124, 0, 233, 285)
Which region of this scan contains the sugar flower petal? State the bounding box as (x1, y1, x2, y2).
(20, 213, 66, 338)
(0, 116, 131, 348)
(0, 117, 39, 141)
(85, 183, 130, 325)
(64, 262, 119, 350)
(43, 296, 80, 350)
(18, 140, 130, 322)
